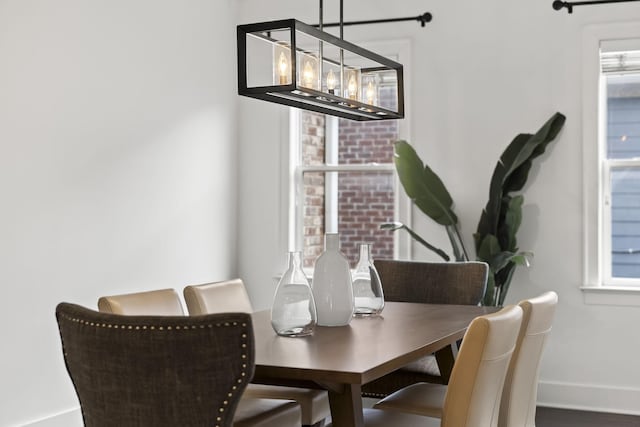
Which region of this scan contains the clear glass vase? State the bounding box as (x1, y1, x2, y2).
(312, 233, 354, 326)
(271, 251, 317, 337)
(352, 243, 385, 316)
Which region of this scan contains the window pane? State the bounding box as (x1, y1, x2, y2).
(301, 171, 396, 268)
(337, 172, 395, 265)
(610, 167, 640, 279)
(338, 118, 396, 164)
(606, 74, 640, 159)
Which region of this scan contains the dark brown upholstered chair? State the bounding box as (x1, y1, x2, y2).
(361, 260, 489, 398)
(56, 302, 254, 427)
(96, 289, 302, 427)
(184, 279, 331, 427)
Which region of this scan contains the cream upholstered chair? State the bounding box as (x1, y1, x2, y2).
(98, 288, 185, 315)
(498, 291, 558, 427)
(183, 279, 254, 314)
(184, 279, 331, 427)
(362, 260, 489, 398)
(98, 288, 302, 427)
(373, 292, 558, 427)
(332, 305, 523, 427)
(57, 302, 255, 427)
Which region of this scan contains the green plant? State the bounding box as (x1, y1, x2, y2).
(382, 112, 566, 306)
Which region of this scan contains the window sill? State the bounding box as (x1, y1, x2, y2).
(581, 285, 640, 306)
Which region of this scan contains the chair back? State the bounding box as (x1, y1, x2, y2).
(56, 302, 253, 427)
(184, 278, 254, 315)
(499, 291, 558, 427)
(442, 305, 523, 427)
(374, 260, 488, 305)
(97, 288, 184, 315)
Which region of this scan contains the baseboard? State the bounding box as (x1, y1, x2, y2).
(21, 408, 81, 427)
(538, 380, 640, 415)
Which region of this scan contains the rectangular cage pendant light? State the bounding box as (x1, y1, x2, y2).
(237, 19, 404, 121)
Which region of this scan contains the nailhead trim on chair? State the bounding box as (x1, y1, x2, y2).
(57, 314, 251, 427)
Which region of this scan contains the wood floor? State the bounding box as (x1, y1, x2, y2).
(536, 407, 640, 426)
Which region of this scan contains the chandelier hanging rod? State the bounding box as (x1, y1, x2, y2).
(553, 0, 640, 13)
(312, 12, 432, 29)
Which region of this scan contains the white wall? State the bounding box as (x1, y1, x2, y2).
(0, 1, 239, 425)
(237, 0, 640, 414)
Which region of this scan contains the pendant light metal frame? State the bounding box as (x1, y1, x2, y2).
(237, 18, 405, 121)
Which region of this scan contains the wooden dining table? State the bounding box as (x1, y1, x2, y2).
(250, 301, 498, 427)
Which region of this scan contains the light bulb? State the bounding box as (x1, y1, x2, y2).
(326, 69, 336, 94)
(303, 60, 315, 88)
(366, 81, 376, 105)
(348, 72, 358, 100)
(278, 52, 288, 85)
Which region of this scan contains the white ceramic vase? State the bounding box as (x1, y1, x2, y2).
(312, 233, 354, 327)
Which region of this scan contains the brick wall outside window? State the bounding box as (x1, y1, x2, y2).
(337, 119, 396, 264)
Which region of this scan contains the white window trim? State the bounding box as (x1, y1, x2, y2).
(582, 22, 640, 305)
(280, 38, 413, 263)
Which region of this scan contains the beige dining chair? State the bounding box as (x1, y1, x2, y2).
(184, 279, 331, 427)
(97, 288, 302, 427)
(98, 288, 185, 315)
(373, 292, 558, 427)
(499, 291, 558, 427)
(328, 305, 523, 427)
(57, 302, 256, 427)
(362, 259, 489, 398)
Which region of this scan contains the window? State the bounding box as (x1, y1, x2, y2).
(290, 110, 399, 268)
(602, 68, 640, 284)
(286, 42, 411, 269)
(582, 23, 640, 304)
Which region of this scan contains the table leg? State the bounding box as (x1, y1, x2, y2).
(435, 343, 456, 384)
(327, 383, 364, 427)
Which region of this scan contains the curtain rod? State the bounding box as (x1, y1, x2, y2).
(553, 0, 640, 13)
(313, 12, 432, 29)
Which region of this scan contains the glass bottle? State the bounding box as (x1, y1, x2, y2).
(271, 251, 317, 337)
(352, 243, 385, 316)
(312, 233, 354, 326)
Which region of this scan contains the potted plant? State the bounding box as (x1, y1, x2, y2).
(382, 112, 566, 306)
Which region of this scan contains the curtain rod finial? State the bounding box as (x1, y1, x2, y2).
(419, 12, 432, 27)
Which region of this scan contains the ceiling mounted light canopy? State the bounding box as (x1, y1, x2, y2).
(236, 1, 418, 121)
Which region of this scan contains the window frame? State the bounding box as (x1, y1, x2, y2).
(582, 22, 640, 305)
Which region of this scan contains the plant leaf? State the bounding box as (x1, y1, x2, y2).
(483, 273, 497, 306)
(380, 222, 450, 261)
(476, 234, 501, 263)
(502, 195, 524, 251)
(445, 224, 469, 261)
(475, 112, 566, 248)
(498, 266, 517, 306)
(476, 133, 532, 244)
(394, 141, 458, 226)
(488, 250, 531, 273)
